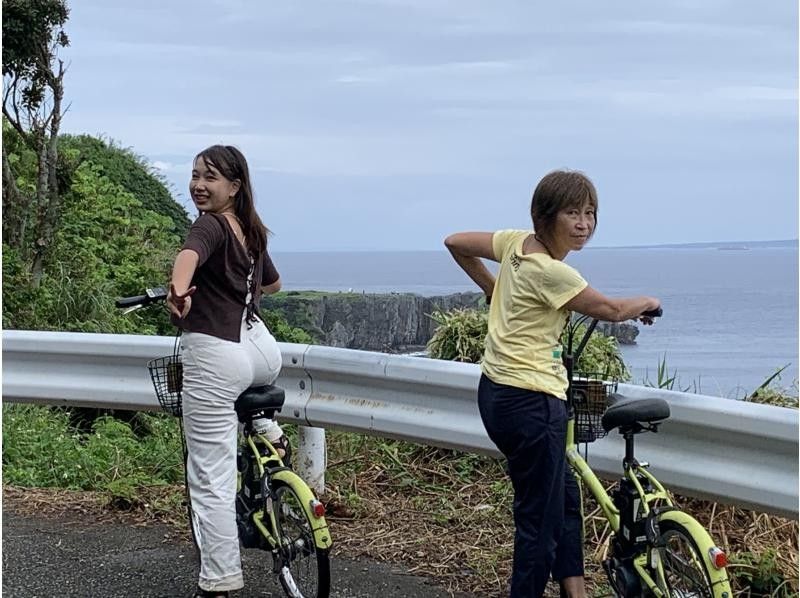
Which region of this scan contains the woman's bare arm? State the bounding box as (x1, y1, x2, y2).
(444, 232, 497, 298)
(167, 249, 200, 318)
(565, 286, 660, 323)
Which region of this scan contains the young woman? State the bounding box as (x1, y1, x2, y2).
(167, 145, 286, 598)
(444, 170, 660, 598)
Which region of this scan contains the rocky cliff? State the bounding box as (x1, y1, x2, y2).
(261, 291, 639, 351)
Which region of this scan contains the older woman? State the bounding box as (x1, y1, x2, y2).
(445, 170, 660, 598)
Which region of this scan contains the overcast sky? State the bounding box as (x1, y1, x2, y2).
(61, 1, 797, 252)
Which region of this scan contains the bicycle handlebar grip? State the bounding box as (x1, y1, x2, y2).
(641, 307, 663, 318)
(115, 294, 149, 308)
(115, 287, 168, 309)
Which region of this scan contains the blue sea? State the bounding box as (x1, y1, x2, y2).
(273, 244, 798, 399)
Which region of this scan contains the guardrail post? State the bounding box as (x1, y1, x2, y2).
(296, 425, 326, 494)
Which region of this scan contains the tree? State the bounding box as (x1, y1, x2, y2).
(59, 134, 190, 238)
(3, 0, 70, 286)
(3, 159, 180, 334)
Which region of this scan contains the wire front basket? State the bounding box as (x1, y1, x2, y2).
(148, 354, 183, 417)
(572, 373, 616, 443)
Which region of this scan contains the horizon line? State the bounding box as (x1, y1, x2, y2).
(272, 238, 799, 254)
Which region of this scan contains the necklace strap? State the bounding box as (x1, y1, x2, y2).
(221, 212, 247, 248)
(534, 234, 555, 259)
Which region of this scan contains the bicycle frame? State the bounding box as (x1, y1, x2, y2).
(240, 432, 333, 551)
(566, 418, 679, 596)
(565, 418, 674, 536)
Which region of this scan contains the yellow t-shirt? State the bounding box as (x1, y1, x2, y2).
(481, 229, 588, 400)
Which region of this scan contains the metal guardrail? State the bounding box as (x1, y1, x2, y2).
(3, 330, 797, 518)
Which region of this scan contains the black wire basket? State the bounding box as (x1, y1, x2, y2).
(572, 373, 617, 443)
(148, 354, 183, 417)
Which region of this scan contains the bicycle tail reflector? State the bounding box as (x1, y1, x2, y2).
(310, 499, 326, 518)
(709, 547, 727, 569)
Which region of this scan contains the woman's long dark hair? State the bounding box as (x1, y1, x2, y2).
(195, 144, 269, 259)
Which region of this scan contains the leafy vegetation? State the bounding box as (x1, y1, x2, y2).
(261, 292, 325, 343)
(566, 321, 630, 381)
(426, 307, 630, 381)
(2, 0, 70, 284)
(59, 134, 190, 237)
(262, 308, 313, 344)
(729, 548, 795, 597)
(426, 307, 488, 363)
(745, 366, 799, 408)
(3, 405, 183, 498)
(2, 139, 180, 334)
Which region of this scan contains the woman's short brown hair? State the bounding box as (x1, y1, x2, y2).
(530, 170, 598, 239)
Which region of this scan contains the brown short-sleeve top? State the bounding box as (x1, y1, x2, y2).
(171, 212, 279, 342)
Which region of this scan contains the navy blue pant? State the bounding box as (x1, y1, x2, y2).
(478, 374, 584, 598)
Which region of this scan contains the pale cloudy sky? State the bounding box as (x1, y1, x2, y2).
(61, 1, 797, 251)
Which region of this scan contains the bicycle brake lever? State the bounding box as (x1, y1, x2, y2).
(122, 304, 144, 315)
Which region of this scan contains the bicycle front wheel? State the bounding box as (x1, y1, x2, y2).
(274, 482, 331, 598)
(653, 516, 731, 598)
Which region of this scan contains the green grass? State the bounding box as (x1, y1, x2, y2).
(2, 405, 184, 498)
(642, 354, 799, 405)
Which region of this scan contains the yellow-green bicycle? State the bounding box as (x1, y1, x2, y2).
(118, 287, 332, 598)
(565, 310, 731, 598)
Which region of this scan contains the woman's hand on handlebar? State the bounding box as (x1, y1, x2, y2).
(638, 301, 662, 326)
(167, 283, 196, 318)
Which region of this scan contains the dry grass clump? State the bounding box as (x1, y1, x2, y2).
(3, 483, 188, 529)
(324, 438, 515, 597)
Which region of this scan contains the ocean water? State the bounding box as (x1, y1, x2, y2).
(273, 246, 798, 399)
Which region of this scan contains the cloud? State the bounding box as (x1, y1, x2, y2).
(175, 121, 247, 135)
(151, 159, 193, 174)
(61, 0, 797, 250)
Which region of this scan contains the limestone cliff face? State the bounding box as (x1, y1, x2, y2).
(260, 291, 638, 350)
(594, 321, 639, 345)
(261, 292, 483, 350)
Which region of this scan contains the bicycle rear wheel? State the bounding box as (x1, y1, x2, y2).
(653, 518, 729, 598)
(273, 482, 330, 598)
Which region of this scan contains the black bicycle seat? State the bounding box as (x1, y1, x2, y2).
(235, 385, 285, 415)
(601, 397, 670, 432)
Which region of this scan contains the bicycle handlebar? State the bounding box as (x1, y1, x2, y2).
(115, 287, 168, 309)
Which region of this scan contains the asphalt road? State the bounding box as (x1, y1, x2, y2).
(3, 511, 466, 598)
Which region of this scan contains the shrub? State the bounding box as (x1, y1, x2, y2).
(262, 308, 314, 344)
(426, 308, 488, 363)
(729, 549, 794, 597)
(2, 404, 183, 498)
(426, 308, 629, 381)
(566, 322, 631, 382)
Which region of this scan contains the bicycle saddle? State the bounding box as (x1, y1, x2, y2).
(601, 396, 670, 432)
(235, 385, 286, 414)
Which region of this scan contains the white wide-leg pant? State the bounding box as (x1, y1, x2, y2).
(181, 314, 283, 592)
